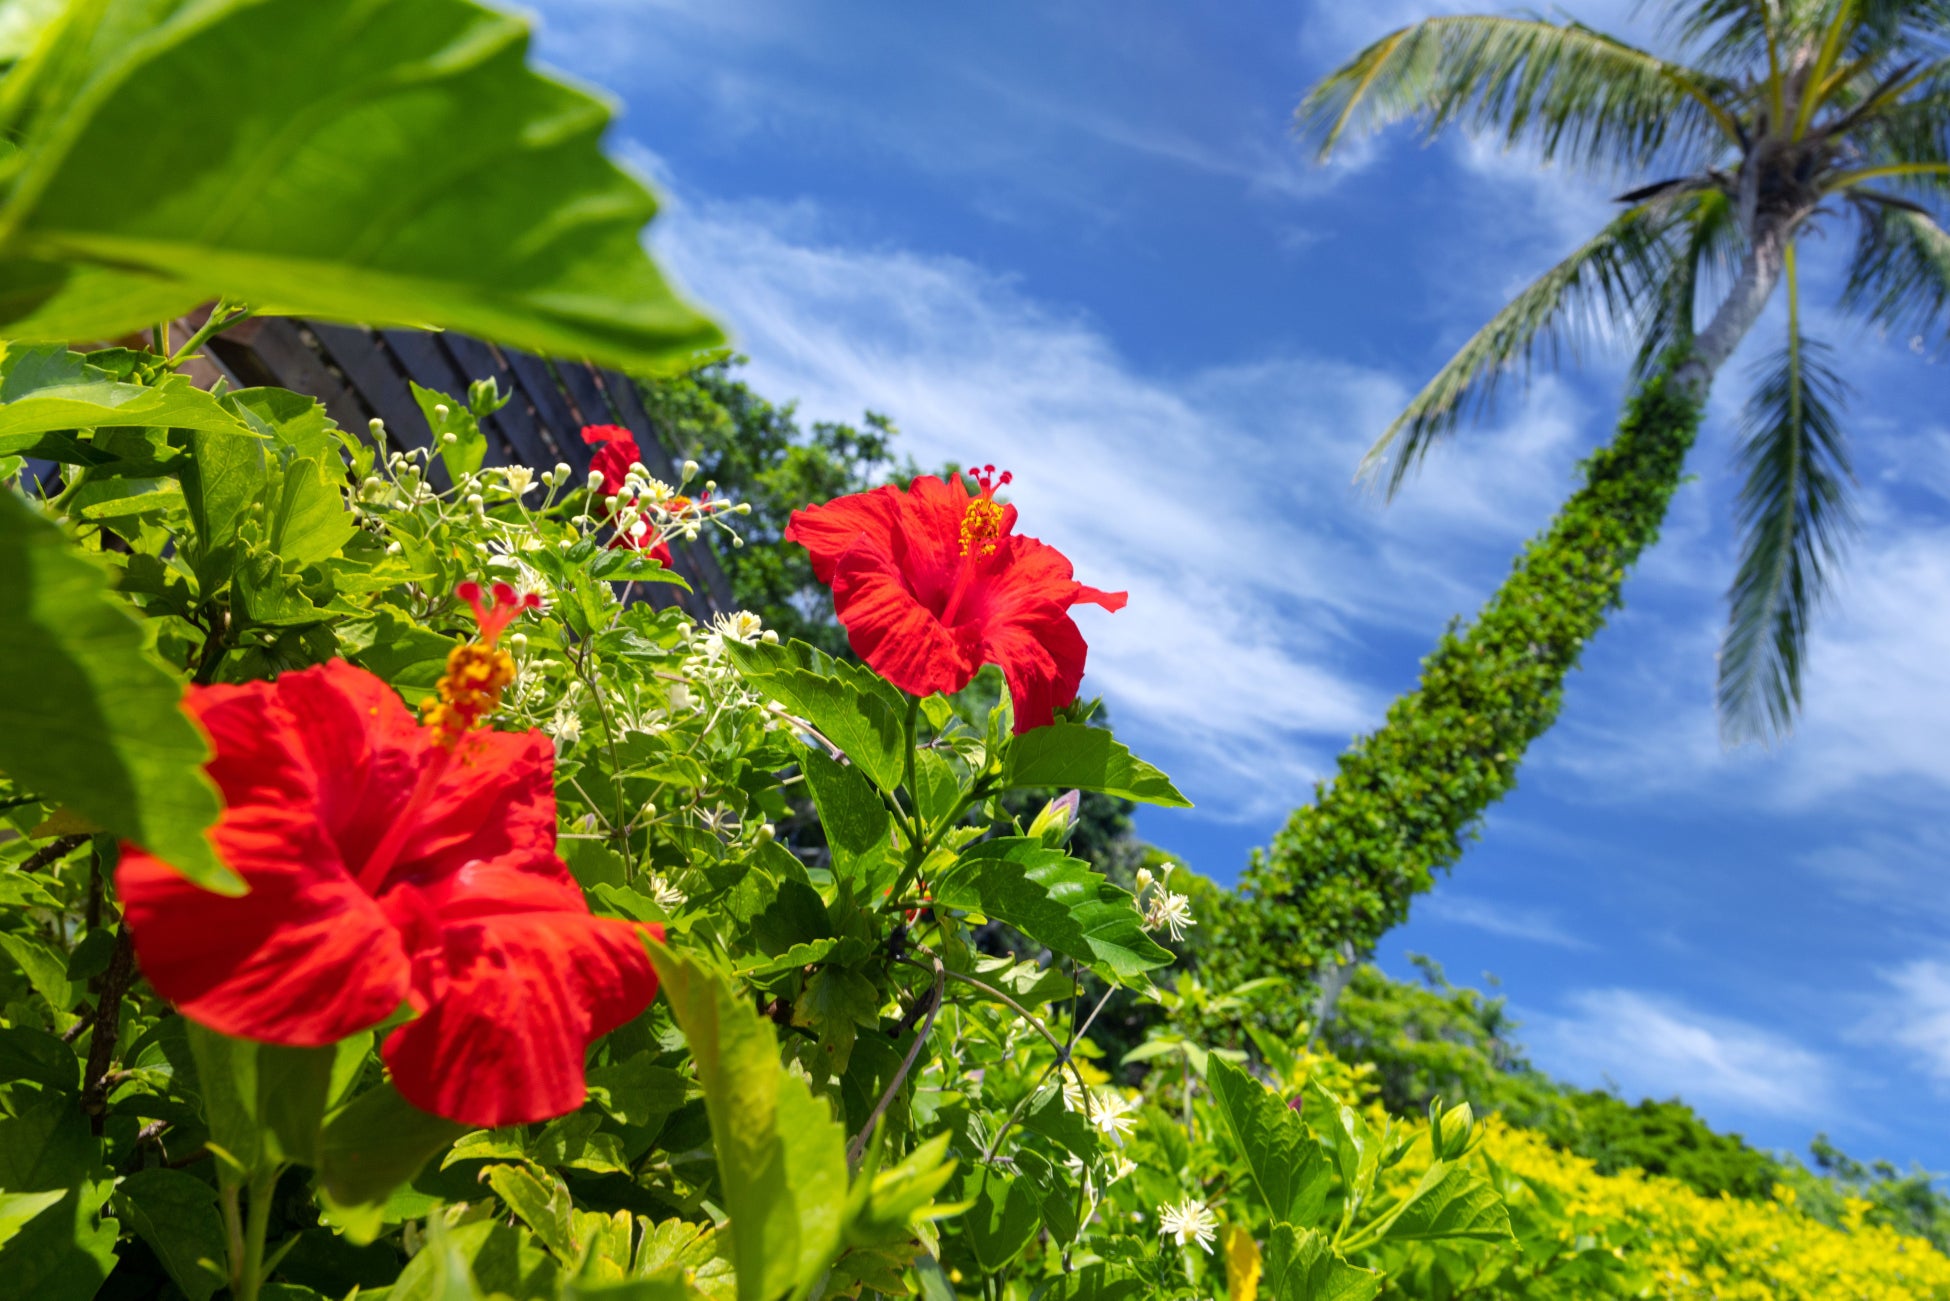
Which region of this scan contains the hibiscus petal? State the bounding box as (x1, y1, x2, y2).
(892, 475, 990, 609)
(269, 661, 427, 883)
(1075, 584, 1129, 612)
(380, 913, 662, 1127)
(116, 701, 412, 1046)
(831, 542, 981, 697)
(387, 730, 559, 894)
(785, 484, 905, 586)
(983, 600, 1091, 733)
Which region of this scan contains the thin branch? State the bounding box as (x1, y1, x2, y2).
(846, 956, 944, 1170)
(17, 834, 87, 873)
(80, 930, 135, 1136)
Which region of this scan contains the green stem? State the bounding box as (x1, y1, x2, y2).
(164, 298, 251, 371)
(237, 1166, 280, 1301)
(220, 1183, 245, 1299)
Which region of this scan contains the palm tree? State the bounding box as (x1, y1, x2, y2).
(1214, 1, 1950, 999)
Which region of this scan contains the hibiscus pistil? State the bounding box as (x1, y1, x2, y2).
(422, 581, 540, 750)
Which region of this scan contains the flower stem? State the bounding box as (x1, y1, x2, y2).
(237, 1167, 279, 1301)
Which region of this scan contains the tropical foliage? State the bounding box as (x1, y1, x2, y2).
(1, 2, 1945, 1299)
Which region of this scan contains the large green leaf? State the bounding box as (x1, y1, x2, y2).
(647, 941, 848, 1301)
(1372, 1161, 1513, 1245)
(0, 490, 233, 891)
(726, 639, 908, 793)
(931, 838, 1172, 986)
(0, 1182, 118, 1301)
(1001, 721, 1190, 808)
(185, 1023, 365, 1175)
(797, 744, 895, 895)
(0, 0, 720, 371)
(0, 342, 254, 457)
(113, 1168, 227, 1301)
(1260, 1225, 1379, 1301)
(1207, 1058, 1334, 1227)
(317, 1082, 470, 1229)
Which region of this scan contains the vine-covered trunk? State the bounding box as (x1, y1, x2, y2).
(1208, 368, 1704, 1005)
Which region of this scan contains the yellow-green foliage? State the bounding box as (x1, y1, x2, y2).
(1272, 1052, 1950, 1299)
(1482, 1120, 1950, 1300)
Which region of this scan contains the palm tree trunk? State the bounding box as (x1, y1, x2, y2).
(1674, 222, 1789, 401)
(1208, 367, 1706, 1006)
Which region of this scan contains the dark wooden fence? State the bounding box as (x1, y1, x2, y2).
(184, 315, 736, 619)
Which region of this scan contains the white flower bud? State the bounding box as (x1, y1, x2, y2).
(441, 431, 458, 445)
(433, 403, 450, 421)
(682, 459, 700, 480)
(587, 471, 604, 492)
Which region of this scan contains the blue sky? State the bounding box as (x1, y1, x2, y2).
(524, 0, 1950, 1171)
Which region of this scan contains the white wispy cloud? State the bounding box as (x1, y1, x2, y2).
(1417, 893, 1592, 950)
(1527, 988, 1838, 1119)
(1866, 961, 1950, 1090)
(645, 182, 1594, 819)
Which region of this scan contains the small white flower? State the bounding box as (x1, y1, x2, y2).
(1105, 1154, 1137, 1186)
(1158, 1199, 1218, 1253)
(1088, 1089, 1139, 1144)
(545, 705, 582, 745)
(1144, 889, 1197, 943)
(502, 465, 536, 497)
(1133, 866, 1156, 896)
(646, 873, 686, 911)
(668, 683, 694, 713)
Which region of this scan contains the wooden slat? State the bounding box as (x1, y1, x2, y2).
(440, 334, 556, 471)
(382, 330, 508, 469)
(218, 319, 369, 437)
(555, 360, 613, 430)
(308, 321, 450, 490)
(600, 368, 738, 617)
(504, 350, 589, 475)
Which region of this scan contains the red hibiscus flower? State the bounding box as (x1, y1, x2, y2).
(581, 424, 673, 566)
(785, 468, 1126, 732)
(116, 583, 662, 1127)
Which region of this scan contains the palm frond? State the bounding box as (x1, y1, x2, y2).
(1299, 15, 1739, 175)
(1840, 201, 1950, 337)
(1361, 200, 1677, 495)
(1719, 252, 1856, 744)
(1634, 189, 1743, 376)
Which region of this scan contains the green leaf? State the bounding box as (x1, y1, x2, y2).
(0, 0, 721, 373)
(726, 640, 908, 793)
(932, 838, 1173, 985)
(1372, 1161, 1514, 1244)
(584, 1056, 687, 1130)
(0, 930, 75, 1016)
(792, 964, 881, 1076)
(1207, 1058, 1334, 1227)
(411, 382, 488, 483)
(1001, 722, 1190, 808)
(317, 1083, 469, 1233)
(798, 745, 895, 895)
(379, 1216, 490, 1301)
(1260, 1225, 1379, 1301)
(646, 941, 848, 1301)
(0, 491, 233, 891)
(0, 1096, 98, 1193)
(482, 1163, 578, 1261)
(185, 1024, 354, 1175)
(1306, 1077, 1382, 1213)
(113, 1168, 227, 1301)
(0, 1191, 66, 1251)
(962, 1172, 1039, 1274)
(0, 1025, 79, 1091)
(0, 1182, 118, 1301)
(0, 343, 254, 457)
